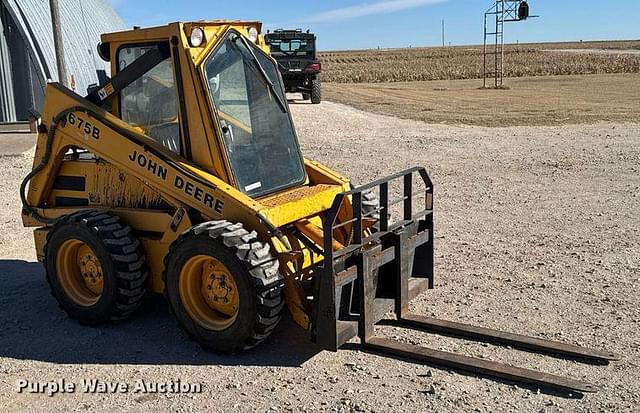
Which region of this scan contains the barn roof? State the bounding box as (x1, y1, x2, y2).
(1, 0, 126, 95)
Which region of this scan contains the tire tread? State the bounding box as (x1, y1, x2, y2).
(44, 210, 148, 323)
(164, 220, 285, 353)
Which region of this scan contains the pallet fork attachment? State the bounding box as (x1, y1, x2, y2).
(313, 167, 619, 394)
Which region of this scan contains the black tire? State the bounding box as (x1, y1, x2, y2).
(45, 210, 147, 325)
(164, 221, 285, 354)
(311, 77, 321, 104)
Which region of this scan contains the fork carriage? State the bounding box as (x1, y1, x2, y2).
(313, 167, 618, 394)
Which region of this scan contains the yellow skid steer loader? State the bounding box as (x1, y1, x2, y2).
(21, 21, 617, 394)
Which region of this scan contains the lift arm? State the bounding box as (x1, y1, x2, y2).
(22, 84, 268, 234)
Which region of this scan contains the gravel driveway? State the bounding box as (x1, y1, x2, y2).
(0, 101, 638, 412)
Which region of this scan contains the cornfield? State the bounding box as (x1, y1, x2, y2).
(319, 41, 640, 83)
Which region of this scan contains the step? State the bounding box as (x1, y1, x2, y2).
(0, 121, 32, 134)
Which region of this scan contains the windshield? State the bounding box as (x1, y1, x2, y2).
(204, 31, 306, 198)
(267, 38, 313, 57)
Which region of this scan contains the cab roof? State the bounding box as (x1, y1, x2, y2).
(101, 20, 264, 43)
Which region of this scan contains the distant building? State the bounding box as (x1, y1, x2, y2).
(0, 0, 125, 123)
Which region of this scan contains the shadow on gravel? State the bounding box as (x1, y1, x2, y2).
(0, 260, 321, 367)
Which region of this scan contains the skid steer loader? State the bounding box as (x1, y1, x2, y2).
(21, 21, 618, 394)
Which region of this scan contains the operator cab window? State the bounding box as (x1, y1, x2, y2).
(117, 44, 181, 155)
(204, 31, 306, 198)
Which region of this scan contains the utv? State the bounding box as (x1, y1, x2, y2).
(265, 29, 321, 104)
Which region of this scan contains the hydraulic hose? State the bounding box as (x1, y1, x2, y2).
(20, 107, 77, 225)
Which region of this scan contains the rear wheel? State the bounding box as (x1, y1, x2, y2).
(311, 77, 321, 104)
(45, 210, 147, 324)
(164, 221, 284, 353)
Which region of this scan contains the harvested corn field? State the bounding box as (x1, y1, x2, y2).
(319, 40, 640, 83)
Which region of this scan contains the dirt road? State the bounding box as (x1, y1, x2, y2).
(1, 101, 638, 412)
(324, 74, 640, 127)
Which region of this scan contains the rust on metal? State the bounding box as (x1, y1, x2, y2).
(399, 314, 620, 363)
(365, 337, 599, 394)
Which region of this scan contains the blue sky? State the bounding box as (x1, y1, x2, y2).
(108, 0, 640, 51)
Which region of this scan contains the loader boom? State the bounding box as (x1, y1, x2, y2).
(25, 85, 258, 227)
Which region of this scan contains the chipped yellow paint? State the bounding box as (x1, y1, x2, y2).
(94, 163, 164, 209)
(47, 159, 166, 210)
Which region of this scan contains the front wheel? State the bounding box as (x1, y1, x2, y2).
(164, 221, 285, 353)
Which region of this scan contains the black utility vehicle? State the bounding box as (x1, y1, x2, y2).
(265, 29, 321, 104)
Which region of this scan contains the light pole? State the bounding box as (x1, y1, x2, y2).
(49, 0, 68, 86)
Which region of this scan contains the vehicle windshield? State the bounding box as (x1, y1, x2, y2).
(204, 31, 306, 198)
(267, 38, 313, 57)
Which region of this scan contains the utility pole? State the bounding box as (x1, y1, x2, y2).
(49, 0, 68, 86)
(441, 19, 445, 48)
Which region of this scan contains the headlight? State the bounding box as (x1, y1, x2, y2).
(248, 27, 259, 43)
(190, 27, 205, 47)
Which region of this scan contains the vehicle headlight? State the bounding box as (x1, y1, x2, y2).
(248, 27, 259, 43)
(190, 27, 206, 47)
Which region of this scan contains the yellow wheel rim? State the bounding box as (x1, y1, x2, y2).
(179, 255, 240, 331)
(56, 239, 104, 306)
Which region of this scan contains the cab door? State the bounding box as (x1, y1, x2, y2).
(113, 42, 184, 157)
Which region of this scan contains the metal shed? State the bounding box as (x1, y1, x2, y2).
(0, 0, 125, 123)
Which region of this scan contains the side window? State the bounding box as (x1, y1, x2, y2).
(118, 44, 181, 155)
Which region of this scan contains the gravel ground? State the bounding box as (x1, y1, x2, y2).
(0, 101, 638, 412)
